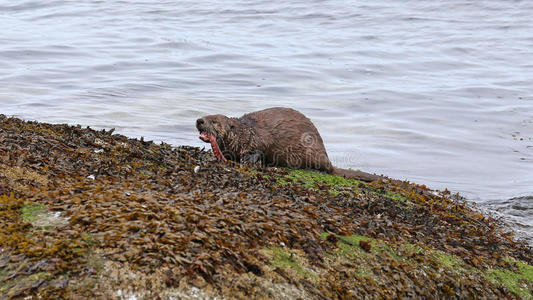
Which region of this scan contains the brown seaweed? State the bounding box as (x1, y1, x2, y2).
(0, 114, 531, 299)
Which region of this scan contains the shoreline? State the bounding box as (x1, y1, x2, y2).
(1, 114, 532, 299)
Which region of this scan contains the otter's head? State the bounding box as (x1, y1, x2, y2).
(196, 114, 234, 142)
(196, 114, 236, 162)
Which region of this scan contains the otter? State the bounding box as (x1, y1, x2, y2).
(196, 107, 383, 182)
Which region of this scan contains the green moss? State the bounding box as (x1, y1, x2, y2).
(28, 272, 52, 281)
(277, 169, 411, 202)
(276, 169, 364, 196)
(335, 235, 373, 256)
(259, 168, 415, 204)
(322, 233, 403, 259)
(383, 191, 410, 204)
(83, 233, 97, 246)
(322, 233, 532, 299)
(396, 242, 424, 256)
(433, 251, 466, 273)
(21, 202, 48, 223)
(321, 233, 392, 280)
(485, 258, 533, 299)
(276, 176, 290, 186)
(268, 247, 314, 278)
(20, 202, 67, 230)
(288, 169, 361, 187)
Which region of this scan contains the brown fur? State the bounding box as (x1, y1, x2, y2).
(196, 107, 383, 182)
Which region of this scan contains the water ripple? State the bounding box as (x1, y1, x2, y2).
(1, 0, 532, 242)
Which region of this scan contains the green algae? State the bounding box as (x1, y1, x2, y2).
(82, 233, 97, 246)
(383, 190, 410, 204)
(276, 168, 409, 201)
(28, 272, 52, 281)
(265, 247, 315, 279)
(433, 251, 467, 273)
(322, 233, 533, 299)
(284, 169, 362, 188)
(21, 202, 48, 224)
(321, 234, 378, 278)
(275, 168, 364, 195)
(21, 202, 68, 230)
(326, 234, 374, 256)
(322, 233, 404, 261)
(485, 258, 533, 299)
(396, 242, 424, 256)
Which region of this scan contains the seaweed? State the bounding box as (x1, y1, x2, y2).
(0, 114, 531, 299)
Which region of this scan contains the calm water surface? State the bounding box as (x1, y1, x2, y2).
(1, 1, 532, 243)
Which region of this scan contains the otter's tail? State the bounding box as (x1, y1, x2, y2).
(332, 167, 384, 182)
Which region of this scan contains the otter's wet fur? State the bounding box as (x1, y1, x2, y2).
(196, 107, 382, 182)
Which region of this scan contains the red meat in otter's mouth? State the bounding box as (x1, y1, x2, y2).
(199, 131, 227, 162)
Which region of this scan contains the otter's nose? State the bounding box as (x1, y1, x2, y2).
(196, 118, 205, 127)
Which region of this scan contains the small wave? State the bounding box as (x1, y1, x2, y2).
(483, 196, 533, 245)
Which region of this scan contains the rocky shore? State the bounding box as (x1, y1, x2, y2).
(0, 114, 532, 299)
